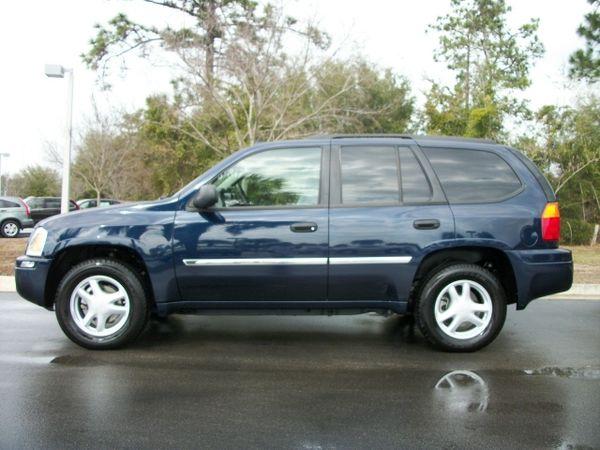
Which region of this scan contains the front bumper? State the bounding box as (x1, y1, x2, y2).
(507, 248, 573, 309)
(15, 256, 53, 309)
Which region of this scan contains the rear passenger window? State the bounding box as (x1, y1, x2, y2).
(399, 148, 432, 202)
(45, 199, 60, 208)
(424, 148, 522, 203)
(341, 146, 399, 204)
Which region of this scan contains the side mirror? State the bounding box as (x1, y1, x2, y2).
(192, 185, 218, 210)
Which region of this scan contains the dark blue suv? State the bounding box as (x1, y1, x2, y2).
(16, 135, 573, 351)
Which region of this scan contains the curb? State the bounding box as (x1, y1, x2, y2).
(543, 284, 600, 300)
(0, 276, 16, 292)
(0, 275, 599, 299)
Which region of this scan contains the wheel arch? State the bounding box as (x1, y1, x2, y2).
(44, 243, 155, 310)
(411, 245, 518, 309)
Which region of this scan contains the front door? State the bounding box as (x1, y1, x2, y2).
(173, 145, 329, 302)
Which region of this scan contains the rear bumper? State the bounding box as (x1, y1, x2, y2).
(21, 218, 34, 228)
(15, 256, 52, 309)
(507, 248, 573, 309)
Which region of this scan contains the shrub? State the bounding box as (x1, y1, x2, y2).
(561, 219, 596, 245)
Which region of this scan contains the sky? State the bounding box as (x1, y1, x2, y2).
(0, 0, 594, 176)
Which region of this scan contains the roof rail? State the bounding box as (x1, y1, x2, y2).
(414, 135, 496, 144)
(303, 134, 496, 144)
(304, 134, 413, 140)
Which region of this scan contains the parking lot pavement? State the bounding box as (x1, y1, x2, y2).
(0, 294, 598, 449)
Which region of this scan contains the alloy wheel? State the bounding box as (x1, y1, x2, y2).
(69, 275, 131, 338)
(434, 279, 493, 340)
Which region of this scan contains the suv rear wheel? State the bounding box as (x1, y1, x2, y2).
(1, 219, 20, 238)
(416, 264, 507, 352)
(55, 259, 149, 349)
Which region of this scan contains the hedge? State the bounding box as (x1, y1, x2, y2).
(561, 219, 596, 245)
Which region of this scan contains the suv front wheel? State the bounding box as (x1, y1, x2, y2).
(416, 264, 507, 352)
(55, 259, 149, 349)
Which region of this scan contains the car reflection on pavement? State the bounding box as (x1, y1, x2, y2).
(434, 370, 489, 413)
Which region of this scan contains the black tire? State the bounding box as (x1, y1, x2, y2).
(55, 259, 150, 349)
(1, 219, 20, 238)
(415, 264, 507, 352)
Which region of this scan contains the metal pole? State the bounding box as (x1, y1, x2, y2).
(61, 70, 73, 214)
(0, 153, 9, 196)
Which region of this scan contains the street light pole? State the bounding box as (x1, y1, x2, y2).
(62, 69, 74, 215)
(0, 153, 9, 196)
(45, 64, 74, 214)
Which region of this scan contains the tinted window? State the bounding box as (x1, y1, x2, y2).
(506, 147, 556, 201)
(26, 198, 43, 209)
(0, 200, 18, 208)
(341, 146, 399, 204)
(213, 147, 321, 207)
(399, 148, 432, 202)
(45, 198, 60, 209)
(424, 148, 522, 203)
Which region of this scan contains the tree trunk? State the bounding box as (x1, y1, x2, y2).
(580, 183, 586, 221)
(591, 224, 599, 246)
(204, 0, 217, 87)
(465, 44, 471, 111)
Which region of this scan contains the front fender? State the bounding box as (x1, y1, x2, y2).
(44, 220, 178, 304)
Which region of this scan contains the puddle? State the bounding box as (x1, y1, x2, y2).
(523, 366, 600, 380)
(50, 355, 105, 367)
(0, 355, 55, 365)
(434, 370, 489, 413)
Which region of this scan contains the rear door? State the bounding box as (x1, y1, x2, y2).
(328, 138, 454, 303)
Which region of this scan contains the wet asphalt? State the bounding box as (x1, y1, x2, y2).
(0, 293, 598, 449)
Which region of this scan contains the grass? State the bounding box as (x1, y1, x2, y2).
(564, 246, 600, 284)
(0, 238, 598, 283)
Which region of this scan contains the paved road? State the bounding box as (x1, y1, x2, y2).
(0, 293, 598, 449)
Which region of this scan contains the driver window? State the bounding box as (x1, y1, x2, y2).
(212, 147, 322, 207)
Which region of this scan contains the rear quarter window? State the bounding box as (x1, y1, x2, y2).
(423, 147, 522, 203)
(505, 146, 556, 201)
(0, 199, 20, 208)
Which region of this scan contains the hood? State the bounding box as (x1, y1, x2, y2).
(37, 198, 178, 232)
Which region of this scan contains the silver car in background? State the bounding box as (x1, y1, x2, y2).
(0, 196, 33, 238)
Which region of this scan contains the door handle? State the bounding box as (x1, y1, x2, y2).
(413, 219, 440, 230)
(290, 222, 318, 233)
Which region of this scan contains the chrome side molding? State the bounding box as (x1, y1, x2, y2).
(183, 256, 412, 266)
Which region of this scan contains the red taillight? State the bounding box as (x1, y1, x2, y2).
(19, 198, 30, 217)
(541, 202, 560, 242)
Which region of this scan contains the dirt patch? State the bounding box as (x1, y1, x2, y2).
(0, 238, 27, 275)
